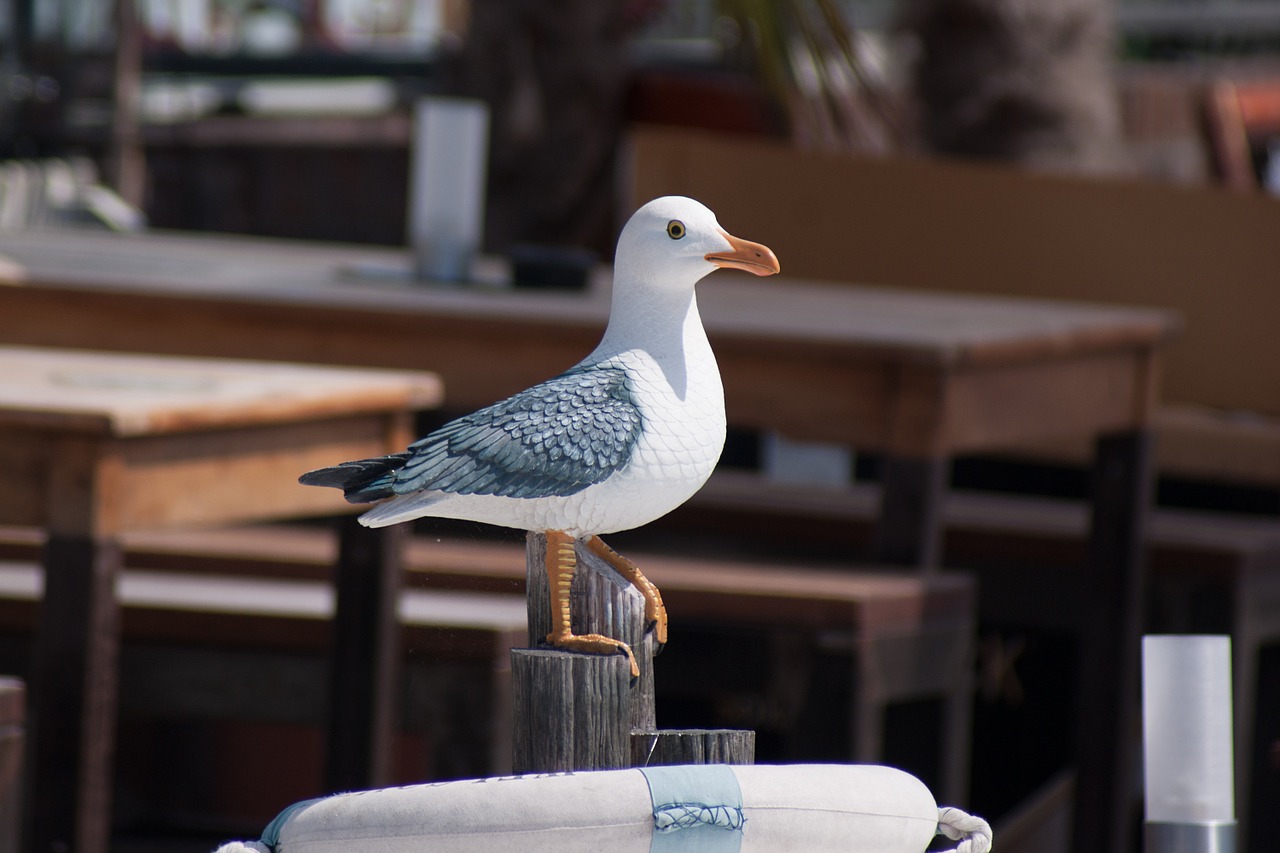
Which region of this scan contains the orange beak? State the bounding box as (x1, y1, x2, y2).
(705, 230, 781, 277)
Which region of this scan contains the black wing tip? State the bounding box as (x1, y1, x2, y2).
(298, 467, 346, 488)
(298, 453, 412, 502)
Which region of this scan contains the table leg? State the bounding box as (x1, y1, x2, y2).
(26, 534, 123, 853)
(1072, 429, 1153, 853)
(326, 517, 405, 792)
(872, 454, 947, 569)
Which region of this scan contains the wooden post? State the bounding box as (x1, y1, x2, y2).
(514, 533, 753, 773)
(631, 729, 755, 767)
(524, 532, 655, 728)
(109, 0, 146, 210)
(1072, 428, 1152, 853)
(873, 453, 948, 570)
(325, 518, 405, 792)
(26, 535, 122, 853)
(511, 649, 633, 772)
(0, 678, 24, 853)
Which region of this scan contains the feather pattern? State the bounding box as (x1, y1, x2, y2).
(300, 362, 642, 505)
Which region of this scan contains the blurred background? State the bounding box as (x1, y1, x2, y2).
(4, 0, 1279, 250)
(2, 1, 1279, 851)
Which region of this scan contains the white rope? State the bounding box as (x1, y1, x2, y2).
(935, 806, 994, 853)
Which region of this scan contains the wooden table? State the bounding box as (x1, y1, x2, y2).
(0, 344, 440, 853)
(0, 229, 1178, 853)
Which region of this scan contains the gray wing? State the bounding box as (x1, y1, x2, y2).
(391, 364, 643, 499)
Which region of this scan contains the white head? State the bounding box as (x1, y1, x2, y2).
(613, 196, 779, 292)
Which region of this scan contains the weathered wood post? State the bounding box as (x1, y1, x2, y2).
(512, 533, 753, 773)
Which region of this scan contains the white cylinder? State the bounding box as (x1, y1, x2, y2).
(1142, 635, 1234, 823)
(407, 96, 489, 282)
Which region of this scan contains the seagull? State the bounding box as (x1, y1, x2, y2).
(300, 196, 779, 675)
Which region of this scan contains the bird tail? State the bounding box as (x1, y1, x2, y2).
(298, 453, 411, 504)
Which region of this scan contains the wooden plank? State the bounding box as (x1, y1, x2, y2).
(70, 520, 975, 636)
(0, 286, 594, 417)
(942, 349, 1154, 454)
(881, 401, 1280, 489)
(0, 415, 403, 534)
(701, 278, 1173, 369)
(714, 347, 895, 448)
(0, 346, 441, 437)
(0, 560, 528, 645)
(1147, 405, 1280, 487)
(722, 347, 1154, 456)
(0, 229, 606, 325)
(106, 416, 396, 531)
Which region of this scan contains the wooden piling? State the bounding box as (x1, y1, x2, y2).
(514, 533, 753, 774)
(631, 729, 756, 767)
(511, 649, 633, 772)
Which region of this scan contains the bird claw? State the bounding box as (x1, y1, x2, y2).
(584, 535, 667, 650)
(546, 631, 640, 678)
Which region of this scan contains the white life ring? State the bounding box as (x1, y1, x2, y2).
(215, 763, 991, 853)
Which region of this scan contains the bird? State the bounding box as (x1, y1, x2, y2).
(299, 196, 780, 675)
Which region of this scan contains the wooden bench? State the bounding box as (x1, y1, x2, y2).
(0, 553, 526, 832)
(0, 522, 977, 805)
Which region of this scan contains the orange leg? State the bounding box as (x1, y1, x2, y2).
(544, 530, 639, 677)
(585, 535, 668, 645)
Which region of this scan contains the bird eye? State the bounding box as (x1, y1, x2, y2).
(666, 220, 686, 240)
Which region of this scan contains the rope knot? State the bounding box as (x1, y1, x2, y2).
(935, 806, 993, 853)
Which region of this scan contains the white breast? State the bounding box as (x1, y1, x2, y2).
(581, 345, 726, 534)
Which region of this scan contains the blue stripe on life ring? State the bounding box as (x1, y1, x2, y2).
(640, 765, 744, 853)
